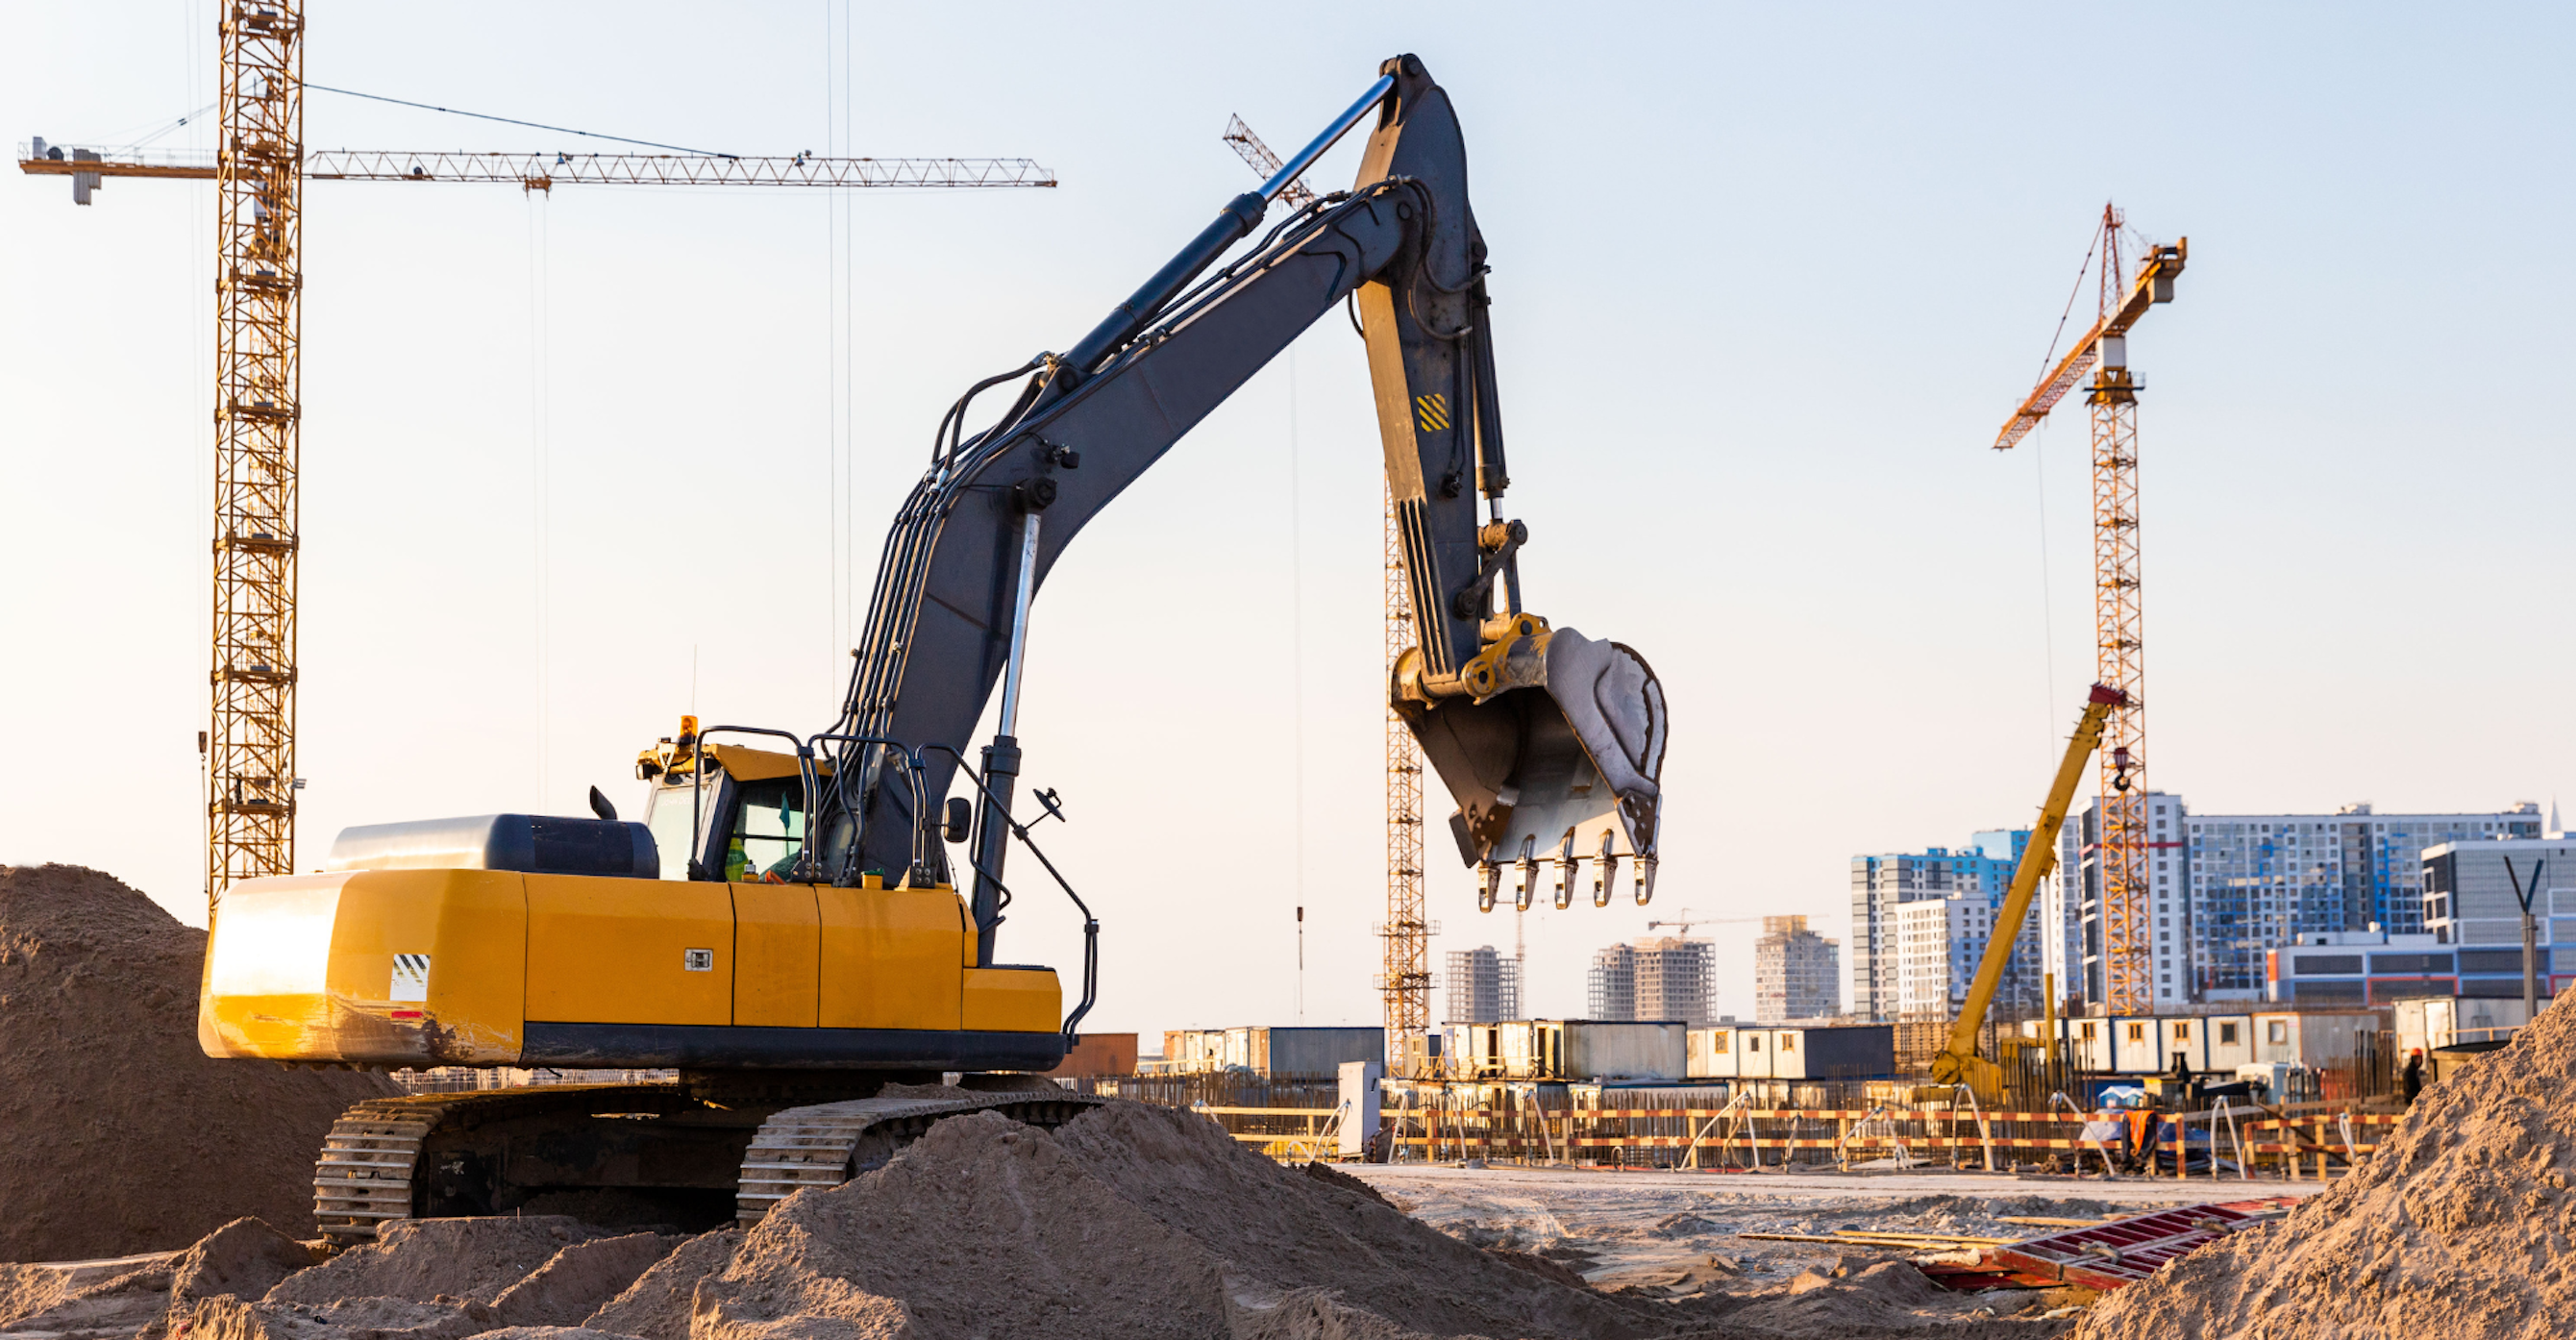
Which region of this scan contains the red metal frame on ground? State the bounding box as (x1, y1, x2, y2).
(1988, 1197, 2301, 1290)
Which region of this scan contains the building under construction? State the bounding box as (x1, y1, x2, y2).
(1586, 936, 1719, 1026)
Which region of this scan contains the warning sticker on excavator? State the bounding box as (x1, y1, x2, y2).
(1414, 393, 1449, 433)
(390, 954, 431, 1003)
(684, 948, 715, 972)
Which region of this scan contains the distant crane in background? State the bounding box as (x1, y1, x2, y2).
(20, 0, 1054, 905)
(1991, 203, 2187, 1016)
(1224, 110, 1436, 1076)
(1645, 910, 1761, 936)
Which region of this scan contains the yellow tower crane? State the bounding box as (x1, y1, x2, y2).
(19, 0, 1054, 906)
(1992, 205, 2185, 1016)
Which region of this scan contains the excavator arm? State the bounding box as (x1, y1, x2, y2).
(815, 55, 1668, 954)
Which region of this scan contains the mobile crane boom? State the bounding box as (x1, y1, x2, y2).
(1929, 683, 2128, 1096)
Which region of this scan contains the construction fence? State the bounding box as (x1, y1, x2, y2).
(1174, 1083, 2406, 1181)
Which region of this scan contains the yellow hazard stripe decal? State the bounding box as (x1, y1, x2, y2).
(1414, 393, 1449, 433)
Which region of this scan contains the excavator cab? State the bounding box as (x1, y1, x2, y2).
(633, 727, 819, 883)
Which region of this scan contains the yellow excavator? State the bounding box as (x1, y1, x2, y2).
(197, 55, 1671, 1243)
(1927, 683, 2127, 1104)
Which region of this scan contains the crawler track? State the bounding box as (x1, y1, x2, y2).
(312, 1082, 1103, 1246)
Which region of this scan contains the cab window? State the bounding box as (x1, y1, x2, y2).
(729, 776, 807, 881)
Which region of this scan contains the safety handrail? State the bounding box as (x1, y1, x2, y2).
(925, 744, 1100, 1043)
(684, 725, 815, 881)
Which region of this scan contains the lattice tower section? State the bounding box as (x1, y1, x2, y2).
(208, 0, 304, 904)
(2088, 213, 2150, 1013)
(1377, 484, 1432, 1072)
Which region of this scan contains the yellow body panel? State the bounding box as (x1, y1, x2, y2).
(964, 967, 1063, 1032)
(199, 869, 1056, 1068)
(526, 877, 733, 1025)
(200, 869, 527, 1066)
(818, 884, 966, 1030)
(731, 882, 820, 1027)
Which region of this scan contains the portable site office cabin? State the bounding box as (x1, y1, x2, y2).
(2250, 1011, 2381, 1068)
(2024, 1017, 2117, 1072)
(1687, 1025, 1895, 1080)
(2025, 1011, 2374, 1074)
(1499, 1020, 1686, 1082)
(2153, 1015, 2254, 1072)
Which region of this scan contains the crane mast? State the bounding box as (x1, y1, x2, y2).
(208, 0, 306, 902)
(1993, 204, 2186, 1015)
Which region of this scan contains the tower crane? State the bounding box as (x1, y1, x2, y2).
(19, 0, 1053, 906)
(1991, 204, 2185, 1016)
(1645, 910, 1760, 935)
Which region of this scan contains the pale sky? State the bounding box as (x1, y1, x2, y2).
(4, 3, 2568, 1038)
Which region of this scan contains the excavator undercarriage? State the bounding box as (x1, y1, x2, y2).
(313, 1074, 1102, 1244)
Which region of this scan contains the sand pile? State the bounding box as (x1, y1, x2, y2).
(0, 864, 399, 1260)
(685, 1102, 1672, 1340)
(2080, 993, 2576, 1340)
(0, 1215, 687, 1340)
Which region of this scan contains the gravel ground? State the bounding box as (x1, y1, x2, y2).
(1347, 1165, 2328, 1286)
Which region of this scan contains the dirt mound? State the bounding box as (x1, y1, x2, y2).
(174, 1218, 321, 1305)
(0, 864, 399, 1260)
(1052, 1100, 1661, 1337)
(488, 1233, 682, 1328)
(266, 1218, 612, 1308)
(579, 1230, 738, 1340)
(2080, 993, 2576, 1340)
(691, 1101, 1666, 1340)
(699, 1110, 1229, 1340)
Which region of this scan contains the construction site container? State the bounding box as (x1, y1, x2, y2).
(1160, 1026, 1385, 1079)
(1252, 1027, 1386, 1080)
(2395, 996, 2550, 1072)
(1499, 1020, 1685, 1081)
(2197, 1015, 2255, 1071)
(2106, 1016, 2165, 1072)
(1447, 1023, 1506, 1079)
(2052, 1018, 2115, 1072)
(2251, 1010, 2382, 1067)
(1766, 1024, 1895, 1079)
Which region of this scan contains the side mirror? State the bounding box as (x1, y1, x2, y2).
(943, 797, 974, 845)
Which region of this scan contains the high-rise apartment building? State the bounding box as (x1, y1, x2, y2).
(1892, 893, 2039, 1015)
(2046, 795, 2543, 1005)
(1586, 937, 1718, 1025)
(1848, 830, 2028, 1021)
(1753, 915, 1841, 1022)
(1443, 945, 1522, 1024)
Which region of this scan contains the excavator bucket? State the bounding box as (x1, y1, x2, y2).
(1398, 627, 1666, 910)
